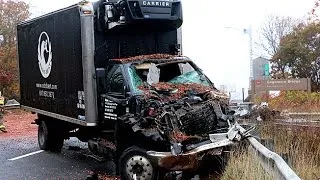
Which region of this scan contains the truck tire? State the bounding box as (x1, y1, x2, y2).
(38, 121, 64, 152)
(119, 146, 162, 180)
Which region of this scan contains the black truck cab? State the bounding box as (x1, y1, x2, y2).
(99, 56, 215, 120)
(17, 1, 245, 179)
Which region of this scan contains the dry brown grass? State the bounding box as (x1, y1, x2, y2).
(221, 123, 320, 180)
(256, 91, 320, 112)
(258, 123, 320, 180)
(221, 149, 272, 180)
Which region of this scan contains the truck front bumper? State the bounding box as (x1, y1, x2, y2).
(146, 124, 244, 171)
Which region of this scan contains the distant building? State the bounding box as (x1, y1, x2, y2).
(253, 57, 270, 80)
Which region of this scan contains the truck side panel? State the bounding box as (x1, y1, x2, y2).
(17, 6, 85, 121)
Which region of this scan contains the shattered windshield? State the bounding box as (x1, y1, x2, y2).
(127, 61, 212, 93)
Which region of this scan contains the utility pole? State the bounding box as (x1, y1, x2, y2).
(243, 26, 253, 89)
(242, 88, 245, 102)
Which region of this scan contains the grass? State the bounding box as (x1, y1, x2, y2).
(256, 91, 320, 112)
(258, 123, 320, 179)
(221, 123, 320, 180)
(221, 149, 272, 180)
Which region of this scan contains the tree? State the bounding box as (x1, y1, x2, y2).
(273, 22, 320, 91)
(309, 0, 320, 22)
(256, 15, 300, 58)
(0, 0, 30, 98)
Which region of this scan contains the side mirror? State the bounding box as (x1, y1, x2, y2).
(96, 68, 106, 94)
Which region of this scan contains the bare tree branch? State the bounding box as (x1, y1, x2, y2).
(256, 14, 301, 58)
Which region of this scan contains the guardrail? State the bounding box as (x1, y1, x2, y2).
(2, 104, 20, 110)
(282, 112, 320, 121)
(4, 105, 20, 110)
(286, 112, 320, 116)
(239, 126, 301, 180)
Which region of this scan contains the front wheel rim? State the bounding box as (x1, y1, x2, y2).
(125, 155, 154, 180)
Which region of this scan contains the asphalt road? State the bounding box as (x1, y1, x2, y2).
(0, 135, 116, 180)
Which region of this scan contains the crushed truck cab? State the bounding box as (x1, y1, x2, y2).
(17, 0, 244, 179)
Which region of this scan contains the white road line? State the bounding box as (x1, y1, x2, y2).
(8, 150, 44, 161)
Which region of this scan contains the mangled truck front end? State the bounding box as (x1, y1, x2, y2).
(110, 55, 245, 172)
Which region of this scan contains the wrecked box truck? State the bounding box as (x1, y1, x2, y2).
(17, 0, 249, 179)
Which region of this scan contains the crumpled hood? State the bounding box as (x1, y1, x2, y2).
(138, 82, 229, 103)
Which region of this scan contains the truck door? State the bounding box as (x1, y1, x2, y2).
(102, 64, 128, 121)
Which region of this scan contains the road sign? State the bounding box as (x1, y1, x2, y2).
(252, 78, 311, 93)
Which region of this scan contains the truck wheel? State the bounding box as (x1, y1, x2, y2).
(38, 121, 64, 152)
(119, 146, 162, 180)
(38, 121, 49, 150)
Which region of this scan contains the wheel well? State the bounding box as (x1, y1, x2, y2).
(36, 114, 78, 138)
(115, 121, 169, 153)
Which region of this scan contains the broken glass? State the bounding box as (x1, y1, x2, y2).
(168, 70, 210, 86)
(128, 66, 143, 92)
(128, 61, 212, 93)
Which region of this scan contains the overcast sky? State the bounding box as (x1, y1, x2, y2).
(24, 0, 316, 99)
